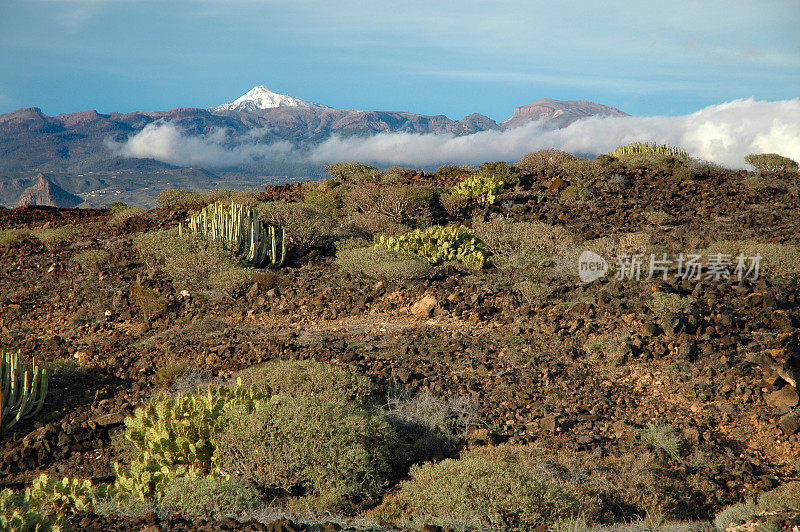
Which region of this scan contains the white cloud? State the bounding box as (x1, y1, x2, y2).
(105, 121, 293, 167)
(108, 98, 800, 170)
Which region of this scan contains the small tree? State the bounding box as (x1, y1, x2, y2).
(744, 153, 798, 177)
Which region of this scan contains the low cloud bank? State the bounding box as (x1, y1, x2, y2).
(105, 122, 294, 167)
(107, 98, 800, 170)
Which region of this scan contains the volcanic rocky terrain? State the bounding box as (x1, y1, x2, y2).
(1, 153, 799, 531)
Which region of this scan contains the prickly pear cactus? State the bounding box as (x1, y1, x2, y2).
(115, 384, 265, 500)
(26, 474, 116, 514)
(376, 225, 491, 269)
(1, 486, 63, 531)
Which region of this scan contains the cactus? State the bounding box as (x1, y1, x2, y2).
(451, 162, 520, 205)
(1, 347, 48, 434)
(114, 384, 265, 500)
(376, 225, 491, 269)
(1, 488, 63, 531)
(609, 142, 689, 160)
(180, 200, 286, 268)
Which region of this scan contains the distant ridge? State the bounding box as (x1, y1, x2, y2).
(0, 90, 628, 176)
(501, 98, 628, 129)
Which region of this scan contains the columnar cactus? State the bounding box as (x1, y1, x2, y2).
(180, 200, 286, 268)
(0, 347, 48, 434)
(610, 142, 689, 160)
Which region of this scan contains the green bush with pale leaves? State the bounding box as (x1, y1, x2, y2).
(452, 162, 520, 205)
(376, 225, 491, 268)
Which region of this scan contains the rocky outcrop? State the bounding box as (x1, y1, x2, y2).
(17, 173, 81, 207)
(501, 98, 628, 130)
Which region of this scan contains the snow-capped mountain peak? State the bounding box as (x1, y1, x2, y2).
(210, 85, 325, 112)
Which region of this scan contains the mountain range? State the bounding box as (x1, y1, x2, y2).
(0, 86, 627, 206)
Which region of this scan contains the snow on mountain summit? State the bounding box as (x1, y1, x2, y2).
(210, 85, 325, 112)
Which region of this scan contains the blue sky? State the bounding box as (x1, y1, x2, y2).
(0, 0, 797, 121)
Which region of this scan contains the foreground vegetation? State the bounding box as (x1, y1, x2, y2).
(1, 146, 799, 530)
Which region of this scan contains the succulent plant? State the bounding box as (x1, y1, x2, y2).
(115, 384, 265, 500)
(451, 162, 520, 205)
(26, 474, 116, 514)
(1, 487, 63, 532)
(376, 225, 491, 269)
(0, 347, 49, 434)
(180, 200, 286, 268)
(610, 142, 689, 160)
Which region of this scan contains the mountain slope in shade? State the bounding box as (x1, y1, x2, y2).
(501, 98, 628, 129)
(210, 85, 326, 112)
(17, 173, 82, 207)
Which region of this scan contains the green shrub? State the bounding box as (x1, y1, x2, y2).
(73, 249, 110, 273)
(376, 225, 490, 268)
(745, 153, 798, 177)
(256, 202, 335, 252)
(636, 425, 684, 462)
(704, 240, 800, 282)
(326, 161, 381, 184)
(439, 192, 471, 216)
(215, 395, 403, 512)
(515, 280, 552, 306)
(435, 165, 473, 179)
(648, 291, 694, 318)
(713, 500, 758, 531)
(48, 358, 84, 388)
(347, 212, 411, 239)
(583, 333, 630, 365)
(642, 210, 672, 225)
(130, 282, 168, 323)
(559, 183, 596, 203)
(671, 166, 694, 181)
(135, 228, 253, 294)
(160, 476, 260, 519)
(303, 180, 347, 218)
(452, 162, 520, 205)
(381, 391, 473, 463)
(235, 359, 377, 407)
(345, 185, 434, 227)
(109, 206, 148, 228)
(374, 449, 581, 531)
(335, 245, 431, 281)
(515, 149, 578, 177)
(32, 227, 75, 249)
(472, 216, 580, 268)
(742, 175, 768, 190)
(756, 480, 800, 510)
(155, 189, 204, 211)
(381, 166, 414, 184)
(0, 227, 74, 249)
(0, 229, 32, 247)
(714, 482, 800, 531)
(109, 201, 128, 212)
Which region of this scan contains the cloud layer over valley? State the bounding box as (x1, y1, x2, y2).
(107, 98, 800, 171)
